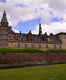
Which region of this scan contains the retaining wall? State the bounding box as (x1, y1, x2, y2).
(0, 52, 66, 68)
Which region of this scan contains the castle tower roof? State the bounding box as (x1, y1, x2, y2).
(1, 10, 8, 25)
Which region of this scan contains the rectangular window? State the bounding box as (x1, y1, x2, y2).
(46, 44, 48, 48)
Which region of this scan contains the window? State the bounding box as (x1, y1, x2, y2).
(25, 44, 27, 48)
(54, 45, 56, 49)
(39, 44, 41, 48)
(46, 44, 48, 48)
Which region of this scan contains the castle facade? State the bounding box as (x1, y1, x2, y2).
(0, 11, 66, 49)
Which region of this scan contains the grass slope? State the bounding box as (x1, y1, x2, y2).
(48, 49, 66, 53)
(0, 64, 66, 80)
(0, 48, 46, 53)
(0, 48, 66, 53)
(0, 66, 48, 80)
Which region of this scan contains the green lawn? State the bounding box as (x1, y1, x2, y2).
(0, 48, 46, 53)
(0, 48, 66, 53)
(48, 49, 66, 53)
(0, 66, 48, 80)
(48, 64, 66, 80)
(0, 64, 66, 80)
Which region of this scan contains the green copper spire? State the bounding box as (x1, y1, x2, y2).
(1, 10, 8, 25)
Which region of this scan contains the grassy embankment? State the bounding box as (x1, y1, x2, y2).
(48, 49, 66, 53)
(0, 48, 66, 53)
(0, 64, 66, 80)
(0, 48, 46, 53)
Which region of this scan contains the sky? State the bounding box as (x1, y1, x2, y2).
(0, 0, 66, 34)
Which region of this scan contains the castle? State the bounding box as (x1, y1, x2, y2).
(0, 11, 66, 49)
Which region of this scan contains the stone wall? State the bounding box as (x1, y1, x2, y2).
(8, 42, 61, 49)
(0, 53, 48, 65)
(0, 52, 66, 68)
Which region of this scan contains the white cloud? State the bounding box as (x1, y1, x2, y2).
(32, 22, 66, 34)
(42, 22, 66, 34)
(0, 0, 66, 34)
(0, 0, 64, 23)
(12, 28, 19, 33)
(48, 0, 66, 11)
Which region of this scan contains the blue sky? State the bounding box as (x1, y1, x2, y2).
(13, 17, 41, 33)
(0, 0, 6, 3)
(0, 0, 66, 34)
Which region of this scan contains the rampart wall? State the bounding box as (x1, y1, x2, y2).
(0, 52, 66, 68)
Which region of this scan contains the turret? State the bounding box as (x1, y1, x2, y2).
(0, 11, 9, 48)
(39, 24, 42, 36)
(29, 30, 32, 35)
(1, 10, 8, 26)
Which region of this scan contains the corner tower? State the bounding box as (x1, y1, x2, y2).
(0, 10, 10, 48)
(1, 10, 8, 26)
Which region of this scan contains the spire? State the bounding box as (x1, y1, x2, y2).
(1, 10, 8, 25)
(3, 10, 6, 17)
(44, 32, 48, 41)
(29, 30, 32, 34)
(39, 24, 42, 36)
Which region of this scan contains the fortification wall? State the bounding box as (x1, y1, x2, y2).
(0, 52, 66, 68)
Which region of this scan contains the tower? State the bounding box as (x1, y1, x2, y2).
(0, 10, 9, 48)
(1, 10, 8, 26)
(39, 24, 42, 36)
